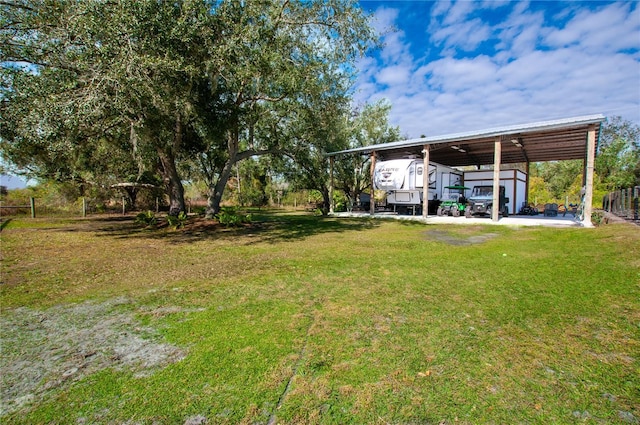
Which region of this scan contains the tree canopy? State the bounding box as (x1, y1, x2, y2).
(596, 116, 640, 190)
(1, 0, 375, 215)
(333, 100, 400, 208)
(529, 116, 639, 205)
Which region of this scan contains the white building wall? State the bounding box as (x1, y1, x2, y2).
(463, 169, 527, 215)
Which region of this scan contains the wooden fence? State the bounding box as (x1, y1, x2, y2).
(603, 186, 639, 223)
(0, 197, 36, 218)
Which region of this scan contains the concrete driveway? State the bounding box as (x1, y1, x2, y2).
(331, 211, 585, 227)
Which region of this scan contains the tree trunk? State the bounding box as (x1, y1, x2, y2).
(203, 123, 278, 218)
(158, 147, 185, 216)
(321, 186, 331, 216)
(206, 128, 239, 218)
(125, 187, 139, 210)
(206, 156, 236, 217)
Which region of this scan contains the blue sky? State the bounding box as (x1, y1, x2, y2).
(355, 0, 640, 138)
(0, 174, 28, 190)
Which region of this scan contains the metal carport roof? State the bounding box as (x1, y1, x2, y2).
(328, 114, 606, 167)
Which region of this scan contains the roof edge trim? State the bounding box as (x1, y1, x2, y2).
(327, 114, 606, 157)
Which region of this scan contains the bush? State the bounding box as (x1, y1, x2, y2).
(192, 206, 207, 217)
(216, 207, 252, 227)
(166, 211, 188, 229)
(135, 211, 157, 227)
(591, 210, 605, 226)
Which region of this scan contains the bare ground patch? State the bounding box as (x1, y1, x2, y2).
(0, 298, 187, 416)
(424, 228, 499, 245)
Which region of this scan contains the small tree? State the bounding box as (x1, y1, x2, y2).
(333, 100, 400, 209)
(596, 116, 640, 190)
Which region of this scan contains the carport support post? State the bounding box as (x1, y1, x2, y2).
(329, 156, 334, 214)
(525, 162, 530, 206)
(583, 125, 596, 227)
(492, 138, 502, 222)
(370, 151, 376, 215)
(422, 145, 430, 218)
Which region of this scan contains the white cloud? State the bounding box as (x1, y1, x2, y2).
(430, 0, 453, 21)
(431, 18, 492, 51)
(441, 0, 476, 25)
(424, 56, 498, 92)
(495, 7, 546, 58)
(354, 1, 640, 138)
(376, 64, 411, 86)
(544, 2, 640, 52)
(380, 30, 412, 64)
(428, 1, 497, 52)
(369, 6, 399, 34)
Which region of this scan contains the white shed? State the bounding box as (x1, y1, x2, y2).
(463, 169, 527, 215)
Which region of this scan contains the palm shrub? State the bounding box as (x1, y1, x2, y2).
(216, 207, 252, 227)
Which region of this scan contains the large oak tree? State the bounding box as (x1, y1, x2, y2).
(1, 0, 374, 216)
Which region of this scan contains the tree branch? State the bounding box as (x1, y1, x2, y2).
(236, 147, 281, 162)
(0, 1, 34, 11)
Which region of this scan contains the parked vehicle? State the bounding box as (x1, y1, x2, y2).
(465, 185, 509, 218)
(462, 169, 526, 216)
(437, 185, 469, 217)
(373, 159, 462, 214)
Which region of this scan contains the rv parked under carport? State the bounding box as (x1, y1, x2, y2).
(327, 114, 605, 227)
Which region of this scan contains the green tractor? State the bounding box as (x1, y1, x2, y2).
(436, 185, 469, 217)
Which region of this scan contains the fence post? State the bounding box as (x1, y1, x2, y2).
(122, 197, 126, 215)
(30, 197, 35, 218)
(634, 187, 639, 221)
(82, 197, 87, 218)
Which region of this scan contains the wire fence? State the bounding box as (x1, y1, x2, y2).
(602, 186, 639, 223)
(0, 195, 310, 221)
(0, 197, 153, 219)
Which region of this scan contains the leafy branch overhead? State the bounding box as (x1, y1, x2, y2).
(1, 0, 377, 215)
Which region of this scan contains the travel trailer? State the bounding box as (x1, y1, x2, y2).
(373, 159, 463, 214)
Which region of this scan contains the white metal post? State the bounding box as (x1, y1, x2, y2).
(422, 145, 430, 218)
(370, 151, 376, 215)
(583, 125, 596, 227)
(492, 138, 502, 222)
(329, 156, 334, 214)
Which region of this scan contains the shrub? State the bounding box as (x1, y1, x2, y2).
(166, 211, 188, 229)
(591, 210, 605, 226)
(217, 207, 252, 227)
(135, 211, 157, 227)
(192, 206, 207, 217)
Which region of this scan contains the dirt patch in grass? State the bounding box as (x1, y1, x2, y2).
(425, 228, 499, 245)
(0, 298, 186, 416)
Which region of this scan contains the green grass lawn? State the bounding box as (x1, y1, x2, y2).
(1, 211, 638, 424)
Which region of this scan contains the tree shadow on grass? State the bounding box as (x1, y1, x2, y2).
(250, 214, 380, 244)
(65, 211, 381, 245)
